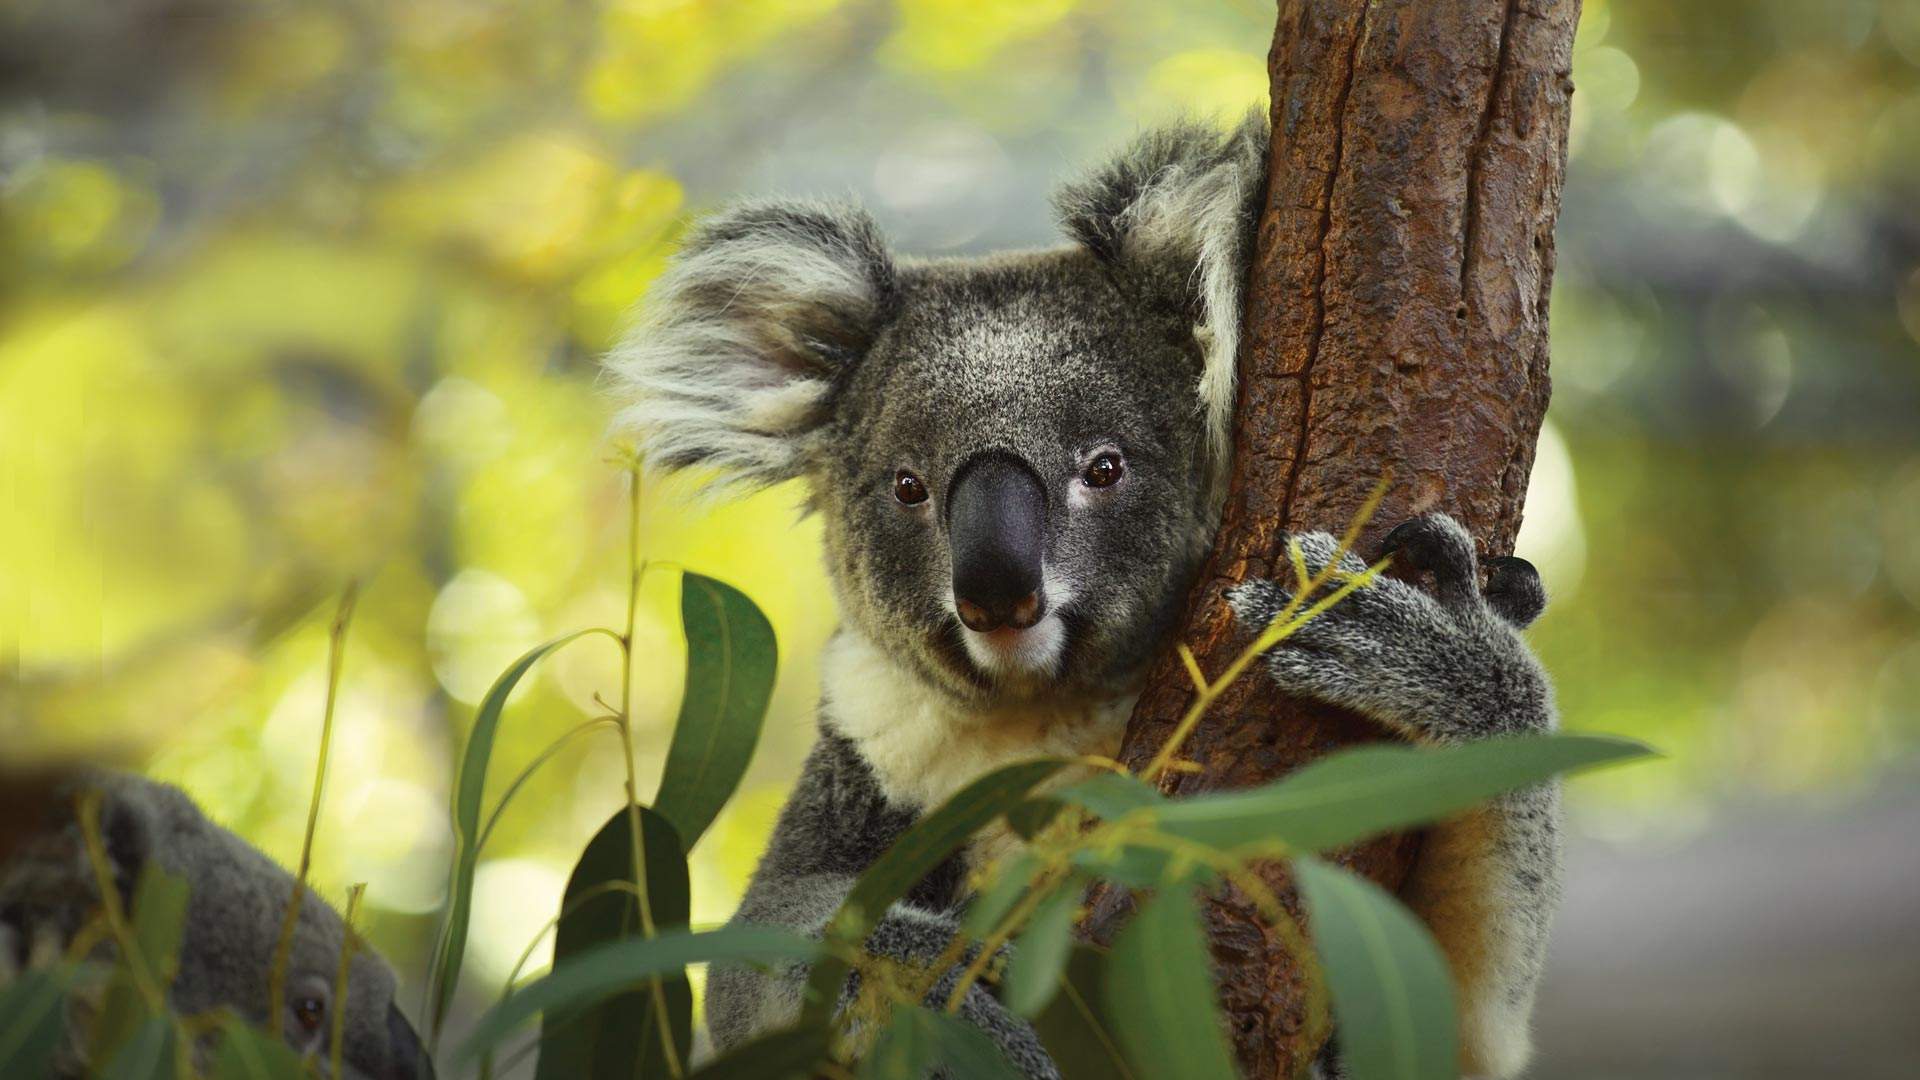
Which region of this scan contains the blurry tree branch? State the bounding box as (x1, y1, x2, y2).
(1081, 0, 1577, 1074)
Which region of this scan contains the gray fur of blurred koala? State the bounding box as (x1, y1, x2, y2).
(609, 115, 1560, 1079)
(0, 770, 433, 1080)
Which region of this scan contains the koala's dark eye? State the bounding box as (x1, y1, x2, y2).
(1082, 453, 1124, 489)
(894, 470, 929, 506)
(292, 995, 326, 1034)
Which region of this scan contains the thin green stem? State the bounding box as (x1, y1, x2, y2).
(930, 813, 1088, 1015)
(270, 585, 358, 1031)
(942, 864, 1067, 1013)
(475, 716, 623, 853)
(74, 791, 164, 1011)
(331, 883, 367, 1080)
(61, 912, 111, 968)
(79, 789, 207, 1077)
(1145, 479, 1391, 781)
(614, 458, 684, 1078)
(1056, 971, 1137, 1080)
(422, 625, 623, 1043)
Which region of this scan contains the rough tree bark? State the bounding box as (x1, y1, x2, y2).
(1082, 0, 1576, 1075)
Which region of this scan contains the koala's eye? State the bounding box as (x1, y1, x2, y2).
(894, 470, 929, 506)
(292, 995, 327, 1034)
(1082, 452, 1125, 489)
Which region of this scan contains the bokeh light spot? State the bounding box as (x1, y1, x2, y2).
(427, 570, 542, 705)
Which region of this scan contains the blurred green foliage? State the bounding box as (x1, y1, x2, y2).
(3, 0, 1917, 1027)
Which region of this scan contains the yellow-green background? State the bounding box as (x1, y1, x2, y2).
(4, 0, 1918, 1061)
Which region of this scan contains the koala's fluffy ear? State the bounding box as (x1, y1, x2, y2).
(607, 200, 897, 493)
(1053, 114, 1268, 470)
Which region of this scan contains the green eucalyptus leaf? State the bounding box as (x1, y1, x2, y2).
(94, 863, 194, 1064)
(859, 1004, 936, 1080)
(0, 967, 73, 1077)
(212, 1017, 307, 1079)
(428, 628, 612, 1040)
(457, 925, 817, 1064)
(655, 573, 778, 851)
(1102, 890, 1236, 1080)
(536, 805, 692, 1080)
(1029, 947, 1136, 1080)
(129, 864, 191, 986)
(962, 851, 1042, 938)
(1004, 883, 1081, 1018)
(1154, 734, 1651, 853)
(1005, 798, 1063, 841)
(87, 969, 150, 1069)
(1067, 844, 1213, 892)
(800, 759, 1067, 1026)
(1006, 772, 1161, 841)
(1052, 773, 1165, 821)
(688, 1025, 831, 1080)
(1296, 857, 1457, 1080)
(863, 1005, 1025, 1080)
(98, 1015, 175, 1080)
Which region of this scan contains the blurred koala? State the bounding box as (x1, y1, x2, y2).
(609, 116, 1560, 1079)
(0, 769, 434, 1079)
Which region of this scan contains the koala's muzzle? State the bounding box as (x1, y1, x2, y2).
(948, 452, 1047, 633)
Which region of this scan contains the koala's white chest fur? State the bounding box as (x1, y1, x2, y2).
(821, 632, 1133, 856)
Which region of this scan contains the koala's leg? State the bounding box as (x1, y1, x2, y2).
(1227, 513, 1562, 1079)
(709, 873, 1059, 1080)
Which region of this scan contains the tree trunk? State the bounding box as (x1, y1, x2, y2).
(1083, 0, 1577, 1075)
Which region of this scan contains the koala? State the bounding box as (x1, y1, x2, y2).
(0, 769, 434, 1080)
(608, 116, 1561, 1079)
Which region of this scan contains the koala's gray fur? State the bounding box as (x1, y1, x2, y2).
(0, 770, 433, 1080)
(610, 116, 1560, 1079)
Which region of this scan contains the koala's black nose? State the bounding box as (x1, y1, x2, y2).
(387, 1003, 435, 1080)
(948, 451, 1047, 633)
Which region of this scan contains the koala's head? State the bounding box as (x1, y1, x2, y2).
(0, 772, 433, 1080)
(611, 119, 1265, 705)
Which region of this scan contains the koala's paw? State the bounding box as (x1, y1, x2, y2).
(1483, 556, 1547, 629)
(1379, 514, 1547, 629)
(1226, 513, 1553, 741)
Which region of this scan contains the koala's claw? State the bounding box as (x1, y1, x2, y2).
(1378, 512, 1481, 608)
(1484, 555, 1547, 629)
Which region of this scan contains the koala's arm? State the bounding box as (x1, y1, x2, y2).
(1228, 514, 1560, 1080)
(706, 731, 1058, 1080)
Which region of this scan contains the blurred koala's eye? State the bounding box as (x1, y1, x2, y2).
(292, 995, 327, 1034)
(894, 470, 929, 506)
(1082, 453, 1124, 489)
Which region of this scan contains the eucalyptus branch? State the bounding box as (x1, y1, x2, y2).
(1144, 479, 1389, 781)
(74, 791, 163, 1011)
(330, 883, 368, 1080)
(612, 457, 685, 1079)
(270, 584, 359, 1031)
(941, 863, 1070, 1013)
